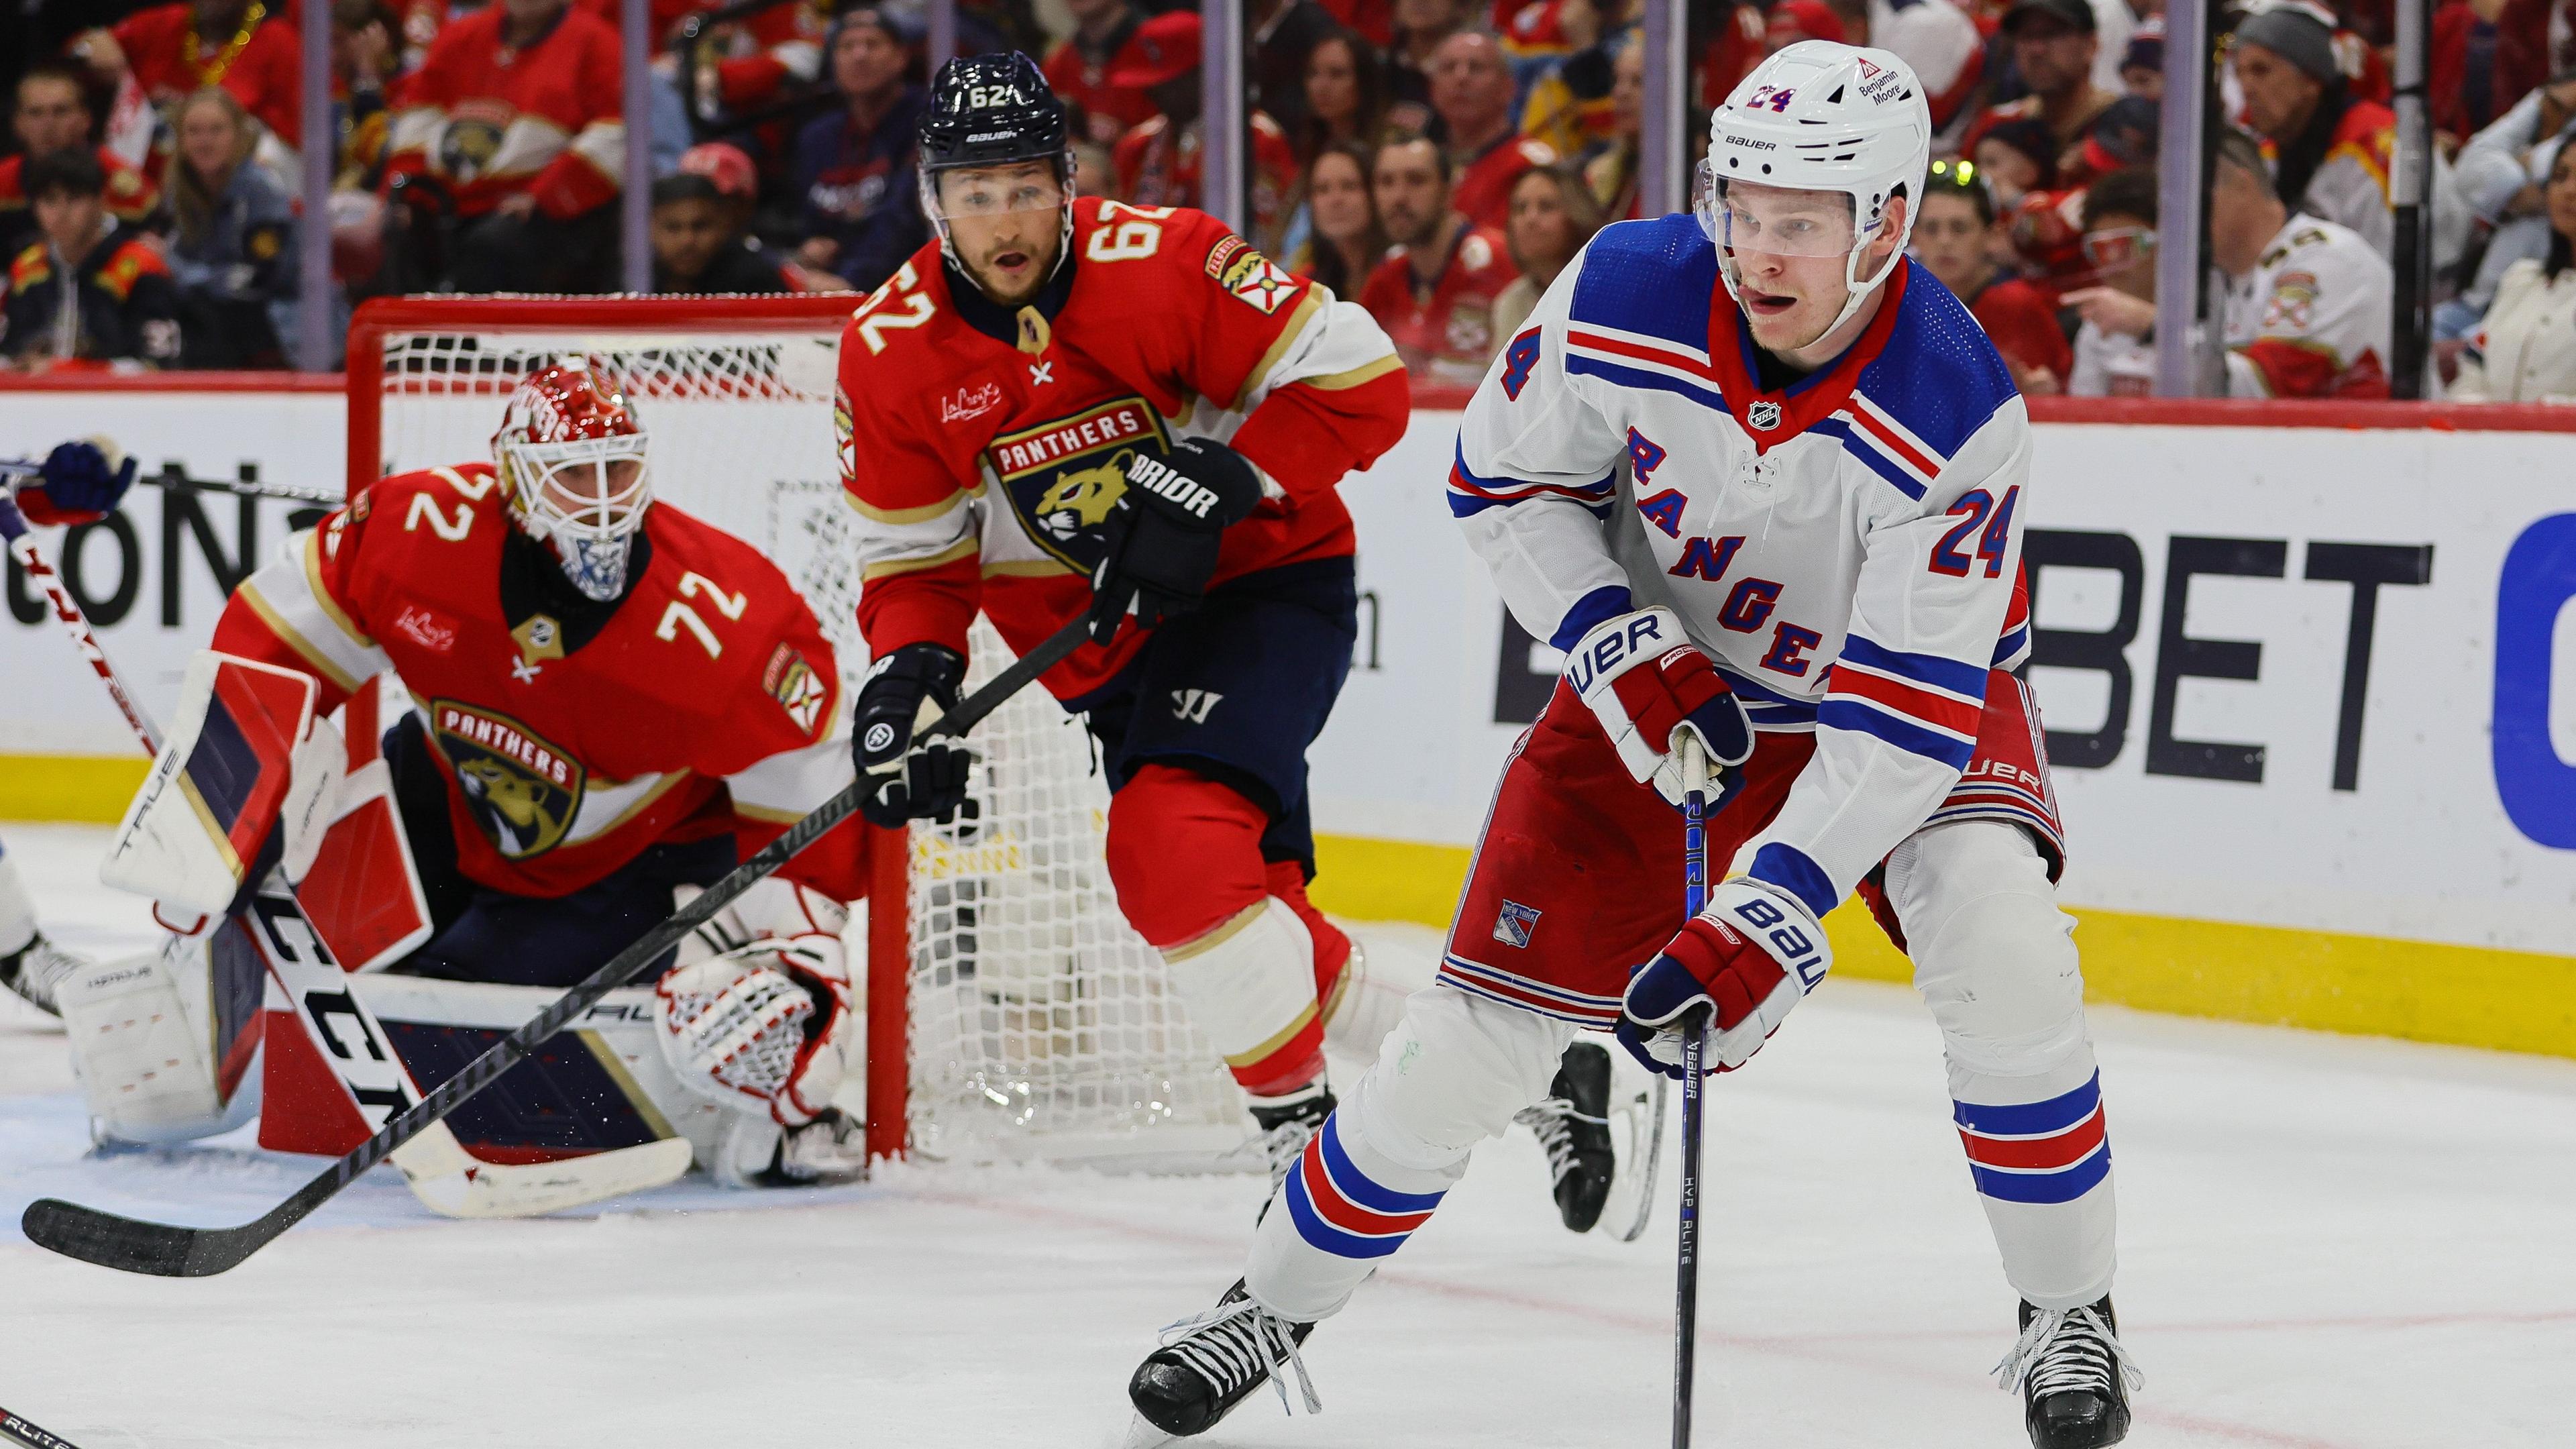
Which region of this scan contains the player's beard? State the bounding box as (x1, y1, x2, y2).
(958, 218, 1063, 307)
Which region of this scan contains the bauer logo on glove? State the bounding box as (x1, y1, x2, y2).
(1567, 605, 1754, 809)
(1617, 876, 1833, 1077)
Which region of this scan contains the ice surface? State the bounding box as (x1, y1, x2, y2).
(1, 826, 2569, 1447)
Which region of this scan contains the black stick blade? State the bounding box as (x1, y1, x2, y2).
(20, 1198, 267, 1278)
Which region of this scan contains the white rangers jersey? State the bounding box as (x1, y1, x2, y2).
(1453, 215, 2033, 919)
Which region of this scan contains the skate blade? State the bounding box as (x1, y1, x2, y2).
(1116, 1411, 1179, 1449)
(1597, 1077, 1662, 1242)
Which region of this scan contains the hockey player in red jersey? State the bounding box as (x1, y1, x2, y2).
(97, 360, 873, 1187)
(837, 52, 1426, 1186)
(1128, 43, 2138, 1449)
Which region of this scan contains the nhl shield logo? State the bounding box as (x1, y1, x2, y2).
(1746, 400, 1784, 431)
(431, 700, 583, 859)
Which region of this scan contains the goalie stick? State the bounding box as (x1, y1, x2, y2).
(0, 482, 162, 753)
(1670, 733, 1713, 1449)
(21, 613, 1091, 1277)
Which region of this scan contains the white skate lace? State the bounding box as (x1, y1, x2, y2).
(1157, 1293, 1321, 1418)
(1993, 1304, 2144, 1401)
(2, 936, 83, 1016)
(1512, 1095, 1613, 1183)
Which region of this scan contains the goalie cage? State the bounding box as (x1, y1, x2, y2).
(347, 295, 1254, 1171)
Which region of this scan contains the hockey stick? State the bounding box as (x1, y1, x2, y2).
(0, 1404, 89, 1449)
(140, 469, 342, 507)
(0, 489, 163, 754)
(21, 613, 1091, 1277)
(1670, 734, 1713, 1449)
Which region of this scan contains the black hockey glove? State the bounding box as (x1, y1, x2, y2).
(851, 643, 976, 829)
(1087, 438, 1265, 644)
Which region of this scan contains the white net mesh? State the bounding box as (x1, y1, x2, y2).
(366, 309, 1246, 1166)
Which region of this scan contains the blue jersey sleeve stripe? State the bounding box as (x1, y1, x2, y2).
(1548, 584, 1635, 651)
(1953, 1072, 2103, 1135)
(1837, 634, 1990, 698)
(1817, 699, 1978, 770)
(1746, 843, 1839, 919)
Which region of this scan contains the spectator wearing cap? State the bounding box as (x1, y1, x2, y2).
(1109, 9, 1300, 248)
(793, 7, 928, 294)
(1, 64, 160, 263)
(1966, 0, 2118, 172)
(2059, 164, 2158, 396)
(1429, 32, 1557, 232)
(76, 0, 305, 153)
(1044, 0, 1155, 146)
(166, 86, 299, 368)
(2447, 68, 2576, 337)
(2451, 139, 2576, 400)
(1, 149, 182, 373)
(2117, 17, 2163, 100)
(1972, 117, 2089, 300)
(1251, 0, 1345, 138)
(1973, 116, 2059, 211)
(2232, 1, 2464, 266)
(2432, 0, 2551, 143)
(2084, 0, 2155, 97)
(2205, 128, 2393, 396)
(384, 0, 629, 292)
(2065, 93, 2157, 186)
(1912, 159, 2069, 392)
(1358, 131, 1519, 386)
(651, 171, 795, 294)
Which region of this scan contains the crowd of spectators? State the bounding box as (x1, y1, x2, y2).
(3, 0, 2576, 401)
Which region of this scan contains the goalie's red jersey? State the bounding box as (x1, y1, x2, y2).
(837, 196, 1409, 699)
(210, 464, 867, 901)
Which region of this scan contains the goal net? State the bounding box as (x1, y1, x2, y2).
(347, 296, 1250, 1169)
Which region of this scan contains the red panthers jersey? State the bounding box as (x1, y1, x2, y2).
(113, 0, 306, 148)
(386, 5, 625, 219)
(837, 196, 1409, 700)
(211, 464, 866, 902)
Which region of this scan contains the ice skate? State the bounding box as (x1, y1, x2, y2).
(1996, 1295, 2140, 1448)
(1126, 1279, 1318, 1441)
(1513, 1042, 1618, 1232)
(0, 932, 83, 1019)
(1246, 1084, 1335, 1214)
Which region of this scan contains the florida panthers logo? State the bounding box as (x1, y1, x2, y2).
(987, 398, 1173, 572)
(431, 701, 583, 859)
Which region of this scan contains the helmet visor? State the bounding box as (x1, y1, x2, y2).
(1714, 181, 1864, 258)
(926, 160, 1069, 222)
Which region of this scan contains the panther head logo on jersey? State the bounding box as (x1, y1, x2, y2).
(431, 700, 583, 858)
(1032, 453, 1132, 540)
(987, 398, 1173, 572)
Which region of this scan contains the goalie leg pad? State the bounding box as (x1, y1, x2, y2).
(101, 651, 341, 918)
(1246, 985, 1573, 1322)
(60, 926, 265, 1145)
(1885, 818, 2113, 1312)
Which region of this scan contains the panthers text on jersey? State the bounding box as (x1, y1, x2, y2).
(210, 464, 866, 901)
(837, 195, 1408, 700)
(1454, 215, 2033, 921)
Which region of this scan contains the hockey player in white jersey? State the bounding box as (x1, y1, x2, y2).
(1124, 42, 2137, 1449)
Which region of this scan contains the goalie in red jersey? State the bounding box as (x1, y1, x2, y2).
(92, 361, 875, 1192)
(837, 52, 1432, 1181)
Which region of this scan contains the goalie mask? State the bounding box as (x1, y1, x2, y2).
(1699, 42, 1931, 341)
(492, 358, 651, 602)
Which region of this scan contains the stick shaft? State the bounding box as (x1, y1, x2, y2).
(1673, 769, 1711, 1449)
(0, 495, 162, 753)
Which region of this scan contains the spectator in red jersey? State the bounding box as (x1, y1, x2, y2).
(1577, 34, 1642, 220)
(1044, 0, 1155, 147)
(78, 0, 305, 151)
(1428, 32, 1557, 231)
(1, 64, 161, 262)
(1765, 0, 1847, 52)
(1295, 29, 1392, 162)
(1287, 138, 1387, 297)
(1109, 10, 1300, 248)
(2063, 91, 2157, 187)
(1387, 0, 1475, 111)
(2432, 0, 2549, 142)
(1358, 131, 1519, 386)
(386, 0, 627, 292)
(1967, 0, 2117, 172)
(1912, 158, 2069, 394)
(1, 150, 183, 373)
(792, 7, 928, 293)
(1251, 0, 1345, 138)
(1493, 160, 1601, 339)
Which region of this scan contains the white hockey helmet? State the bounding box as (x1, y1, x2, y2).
(1699, 41, 1932, 339)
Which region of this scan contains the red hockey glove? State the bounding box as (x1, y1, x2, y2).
(1617, 878, 1831, 1078)
(1566, 606, 1754, 808)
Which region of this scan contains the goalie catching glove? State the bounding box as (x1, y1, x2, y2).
(653, 879, 855, 1128)
(851, 642, 974, 828)
(1619, 877, 1831, 1077)
(1086, 438, 1265, 643)
(1567, 606, 1753, 808)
